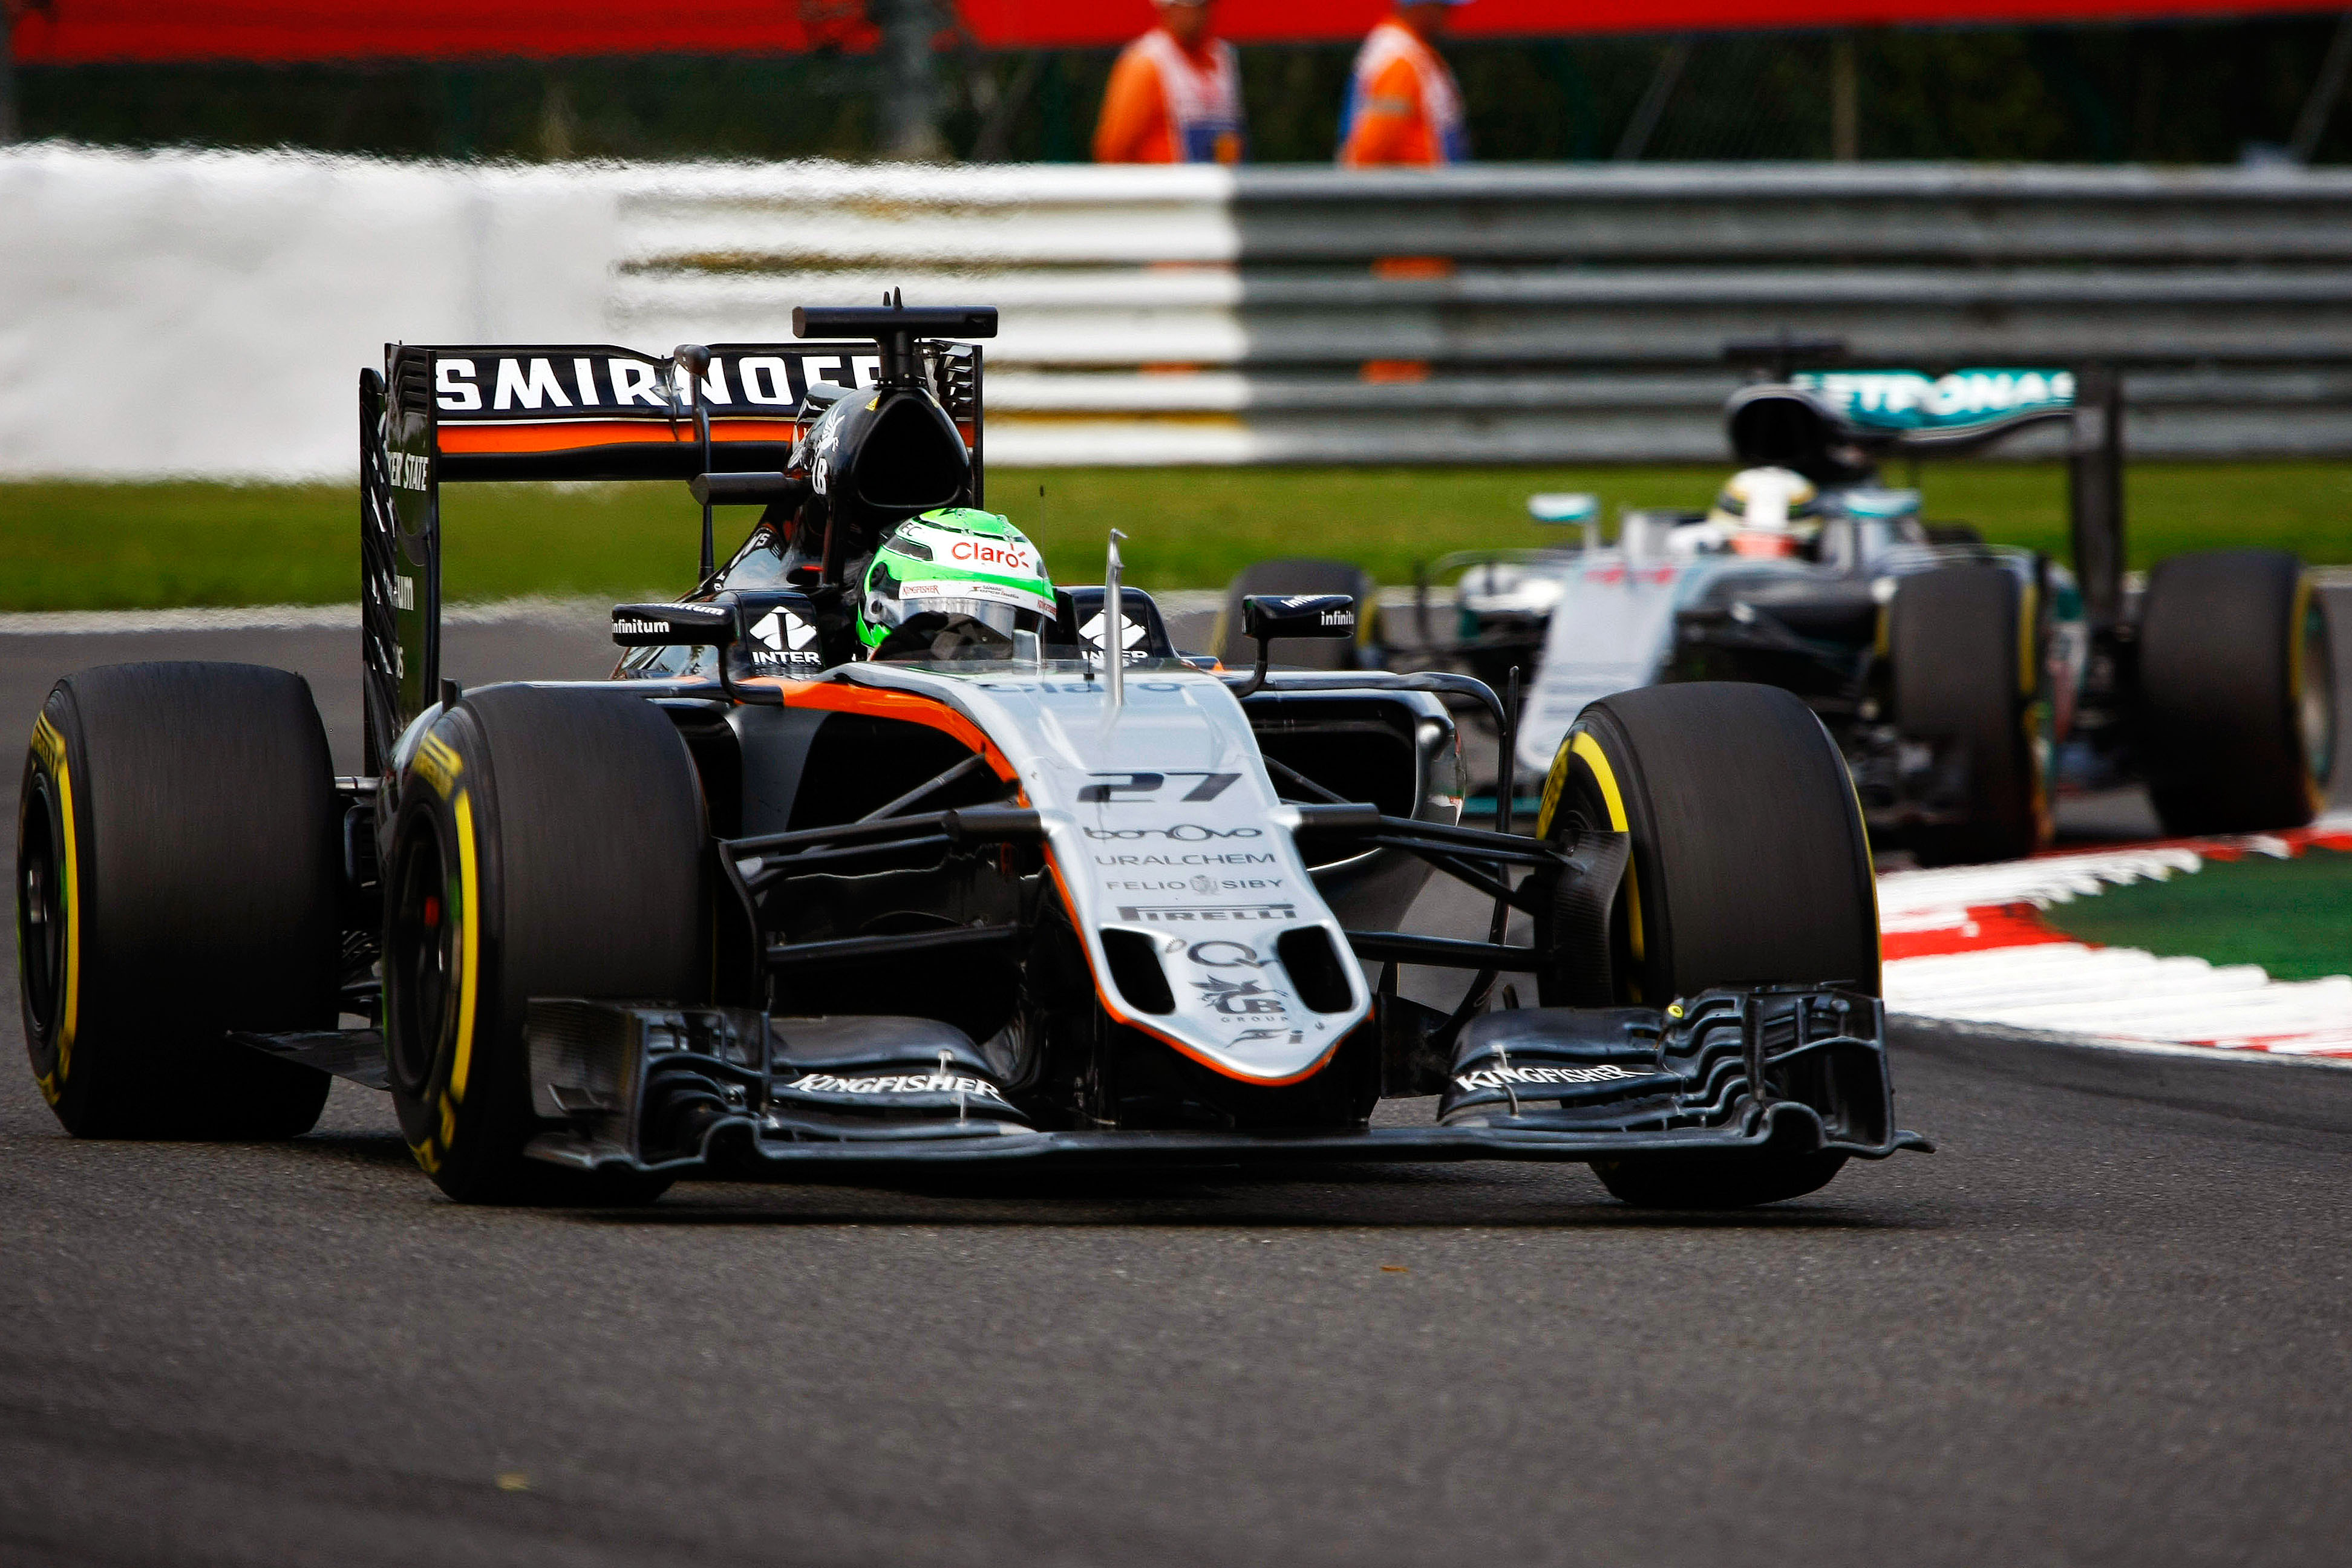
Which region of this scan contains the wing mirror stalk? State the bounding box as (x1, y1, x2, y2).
(1231, 593, 1359, 698)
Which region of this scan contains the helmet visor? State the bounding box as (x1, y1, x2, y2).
(869, 601, 1031, 662)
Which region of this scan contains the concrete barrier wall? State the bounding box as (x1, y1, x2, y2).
(9, 146, 2352, 478)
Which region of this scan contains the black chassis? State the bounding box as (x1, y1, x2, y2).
(260, 319, 1926, 1180)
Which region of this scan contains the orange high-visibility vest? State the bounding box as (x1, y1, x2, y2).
(1338, 19, 1468, 167)
(1094, 28, 1246, 165)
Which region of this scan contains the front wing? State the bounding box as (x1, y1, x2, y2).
(514, 985, 1931, 1176)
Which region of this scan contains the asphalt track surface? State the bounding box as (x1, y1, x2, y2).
(7, 620, 2352, 1566)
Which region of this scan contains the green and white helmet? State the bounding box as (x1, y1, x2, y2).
(858, 508, 1056, 659)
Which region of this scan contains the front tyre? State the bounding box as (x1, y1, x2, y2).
(2137, 550, 2333, 835)
(1532, 682, 1880, 1207)
(384, 686, 707, 1204)
(17, 662, 338, 1138)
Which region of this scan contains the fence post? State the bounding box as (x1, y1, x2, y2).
(876, 0, 947, 160)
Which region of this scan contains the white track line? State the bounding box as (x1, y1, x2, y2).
(1878, 846, 2208, 924)
(1881, 820, 2352, 1058)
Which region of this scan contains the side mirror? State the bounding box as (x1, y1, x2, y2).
(1233, 593, 1356, 697)
(1526, 492, 1596, 525)
(1527, 492, 1601, 552)
(612, 601, 734, 648)
(1242, 593, 1358, 643)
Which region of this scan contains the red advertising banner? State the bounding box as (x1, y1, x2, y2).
(12, 0, 2345, 65)
(962, 0, 2350, 47)
(7, 2, 875, 64)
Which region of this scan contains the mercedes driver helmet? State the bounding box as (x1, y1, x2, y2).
(858, 508, 1056, 660)
(1707, 466, 1820, 531)
(1704, 466, 1820, 558)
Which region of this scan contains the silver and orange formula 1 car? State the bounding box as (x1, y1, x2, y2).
(16, 305, 1926, 1208)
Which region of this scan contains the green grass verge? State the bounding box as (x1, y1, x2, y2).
(2040, 847, 2352, 982)
(6, 462, 2352, 610)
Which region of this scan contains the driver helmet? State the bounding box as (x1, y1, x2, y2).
(858, 508, 1056, 660)
(1706, 466, 1819, 558)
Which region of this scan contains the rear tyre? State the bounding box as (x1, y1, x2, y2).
(1218, 558, 1381, 670)
(1533, 682, 1878, 1207)
(384, 685, 706, 1204)
(1891, 564, 2050, 867)
(17, 662, 338, 1138)
(2137, 549, 2333, 835)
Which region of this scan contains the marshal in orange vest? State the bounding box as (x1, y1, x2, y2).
(1093, 2, 1247, 164)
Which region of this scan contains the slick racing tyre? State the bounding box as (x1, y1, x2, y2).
(1891, 564, 2050, 867)
(1218, 558, 1381, 671)
(18, 662, 338, 1138)
(1533, 682, 1878, 1208)
(383, 685, 705, 1204)
(2137, 550, 2333, 835)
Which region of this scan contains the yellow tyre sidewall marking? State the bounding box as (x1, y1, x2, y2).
(27, 715, 80, 1106)
(412, 786, 483, 1175)
(1567, 729, 1645, 977)
(449, 788, 482, 1103)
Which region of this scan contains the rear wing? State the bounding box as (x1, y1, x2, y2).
(357, 335, 985, 772)
(383, 340, 981, 483)
(1788, 367, 2076, 452)
(1723, 347, 2126, 632)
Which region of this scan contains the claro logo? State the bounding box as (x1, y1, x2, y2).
(951, 538, 1033, 572)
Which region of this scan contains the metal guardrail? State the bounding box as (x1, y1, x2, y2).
(13, 149, 2352, 476)
(608, 162, 2352, 462)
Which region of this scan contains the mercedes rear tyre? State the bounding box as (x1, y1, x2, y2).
(2137, 549, 2333, 836)
(18, 662, 339, 1138)
(1218, 558, 1381, 671)
(1891, 564, 2050, 867)
(1533, 682, 1879, 1208)
(383, 685, 706, 1204)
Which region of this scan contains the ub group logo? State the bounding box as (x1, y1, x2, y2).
(1194, 975, 1286, 1017)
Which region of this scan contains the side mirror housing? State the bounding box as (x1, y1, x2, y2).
(612, 601, 734, 648)
(1241, 593, 1358, 643)
(1526, 492, 1598, 526)
(1233, 593, 1357, 697)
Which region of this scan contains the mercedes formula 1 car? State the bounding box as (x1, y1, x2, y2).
(16, 305, 1924, 1208)
(1237, 361, 2333, 865)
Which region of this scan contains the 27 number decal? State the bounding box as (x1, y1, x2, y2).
(1078, 771, 1242, 805)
